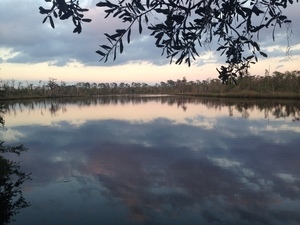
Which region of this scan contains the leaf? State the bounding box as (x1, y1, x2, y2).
(104, 33, 117, 41)
(100, 45, 111, 50)
(241, 7, 252, 15)
(77, 23, 82, 33)
(104, 55, 108, 62)
(251, 24, 264, 32)
(116, 29, 126, 34)
(260, 51, 268, 57)
(53, 10, 58, 18)
(126, 3, 135, 13)
(113, 47, 117, 61)
(96, 2, 107, 7)
(154, 8, 169, 15)
(252, 5, 264, 16)
(72, 16, 79, 26)
(77, 8, 89, 12)
(169, 51, 179, 58)
(216, 45, 226, 51)
(104, 9, 114, 18)
(173, 15, 184, 24)
(138, 17, 142, 34)
(42, 16, 48, 24)
(73, 27, 79, 33)
(135, 1, 145, 11)
(127, 28, 131, 43)
(252, 41, 260, 51)
(246, 55, 254, 60)
(236, 7, 245, 18)
(185, 57, 191, 67)
(60, 11, 72, 20)
(175, 56, 183, 65)
(154, 32, 164, 46)
(96, 1, 118, 8)
(39, 6, 51, 14)
(82, 18, 92, 22)
(239, 36, 248, 41)
(119, 39, 124, 53)
(73, 23, 82, 33)
(49, 16, 55, 28)
(268, 7, 275, 17)
(96, 50, 106, 56)
(195, 7, 205, 15)
(78, 13, 84, 18)
(279, 15, 287, 20)
(113, 10, 122, 17)
(191, 46, 199, 57)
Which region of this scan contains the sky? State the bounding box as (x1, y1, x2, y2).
(0, 0, 300, 85)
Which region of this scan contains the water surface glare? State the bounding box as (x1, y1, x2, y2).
(1, 96, 300, 225)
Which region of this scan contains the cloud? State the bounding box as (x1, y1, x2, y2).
(0, 129, 25, 142)
(1, 0, 300, 70)
(4, 97, 300, 224)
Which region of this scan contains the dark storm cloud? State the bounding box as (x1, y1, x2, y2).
(1, 0, 299, 68)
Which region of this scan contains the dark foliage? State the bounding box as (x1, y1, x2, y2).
(0, 152, 31, 225)
(0, 109, 31, 225)
(40, 0, 297, 83)
(39, 0, 91, 33)
(40, 0, 298, 83)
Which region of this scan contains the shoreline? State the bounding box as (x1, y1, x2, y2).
(0, 91, 300, 101)
(178, 91, 300, 99)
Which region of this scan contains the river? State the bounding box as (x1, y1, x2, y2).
(1, 96, 299, 225)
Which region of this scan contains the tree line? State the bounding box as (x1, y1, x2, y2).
(0, 70, 299, 99)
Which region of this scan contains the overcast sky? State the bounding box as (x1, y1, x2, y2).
(0, 0, 300, 85)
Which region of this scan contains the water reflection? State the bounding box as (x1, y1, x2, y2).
(1, 96, 299, 225)
(0, 110, 30, 225)
(2, 96, 300, 121)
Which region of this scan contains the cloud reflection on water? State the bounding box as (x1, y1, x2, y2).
(2, 97, 300, 225)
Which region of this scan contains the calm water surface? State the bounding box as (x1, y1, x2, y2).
(1, 96, 300, 225)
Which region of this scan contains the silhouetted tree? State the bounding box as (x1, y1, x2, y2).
(39, 0, 297, 83)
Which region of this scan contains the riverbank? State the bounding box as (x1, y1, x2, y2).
(1, 91, 299, 101)
(180, 91, 300, 99)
